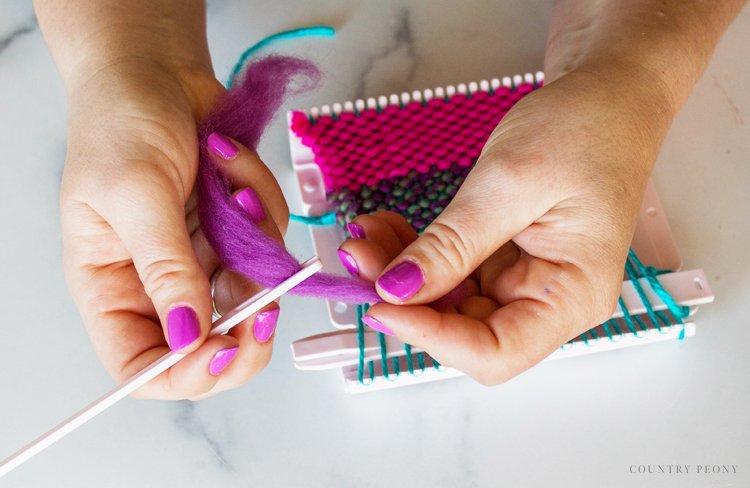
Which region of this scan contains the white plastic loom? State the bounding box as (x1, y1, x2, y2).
(286, 73, 714, 394)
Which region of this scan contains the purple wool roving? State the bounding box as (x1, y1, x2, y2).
(197, 56, 380, 303)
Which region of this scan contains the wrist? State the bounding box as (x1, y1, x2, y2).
(66, 25, 212, 88)
(36, 0, 214, 101)
(64, 38, 222, 123)
(565, 58, 678, 136)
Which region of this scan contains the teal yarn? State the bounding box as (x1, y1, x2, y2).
(603, 319, 622, 341)
(624, 258, 665, 332)
(355, 304, 438, 385)
(356, 304, 374, 385)
(378, 331, 400, 381)
(290, 212, 336, 225)
(404, 343, 426, 376)
(627, 249, 690, 340)
(559, 248, 690, 351)
(226, 26, 336, 88)
(352, 251, 689, 383)
(618, 297, 648, 337)
(580, 329, 598, 346)
(628, 250, 690, 320)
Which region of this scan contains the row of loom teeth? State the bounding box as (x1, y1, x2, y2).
(306, 72, 545, 120)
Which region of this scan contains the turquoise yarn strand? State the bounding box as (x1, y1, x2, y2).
(602, 320, 614, 341)
(433, 358, 442, 370)
(628, 249, 690, 320)
(404, 343, 415, 375)
(226, 26, 336, 88)
(404, 343, 425, 376)
(618, 297, 646, 337)
(290, 212, 336, 225)
(624, 257, 665, 333)
(356, 304, 374, 385)
(378, 331, 400, 381)
(628, 249, 690, 339)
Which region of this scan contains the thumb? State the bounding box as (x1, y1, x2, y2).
(374, 162, 550, 304)
(100, 174, 211, 353)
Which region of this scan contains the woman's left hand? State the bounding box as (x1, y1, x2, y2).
(339, 64, 675, 385)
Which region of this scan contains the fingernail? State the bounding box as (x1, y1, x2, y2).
(207, 132, 239, 160)
(337, 249, 359, 277)
(167, 306, 201, 351)
(376, 261, 425, 301)
(346, 222, 366, 239)
(208, 347, 239, 376)
(254, 308, 279, 343)
(362, 315, 394, 336)
(235, 187, 265, 222)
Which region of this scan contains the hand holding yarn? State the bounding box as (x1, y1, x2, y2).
(60, 60, 291, 399)
(353, 67, 677, 384)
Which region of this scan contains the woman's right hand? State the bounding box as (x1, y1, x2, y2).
(61, 60, 290, 399)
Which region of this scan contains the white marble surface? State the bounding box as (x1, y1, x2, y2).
(1, 1, 749, 487)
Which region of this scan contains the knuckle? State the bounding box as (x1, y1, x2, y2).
(253, 349, 272, 371)
(580, 267, 623, 326)
(139, 257, 193, 301)
(194, 383, 217, 400)
(236, 351, 272, 384)
(554, 263, 616, 331)
(419, 221, 478, 275)
(179, 375, 215, 400)
(111, 165, 176, 202)
(129, 389, 150, 400)
(473, 371, 499, 387)
(594, 281, 622, 323)
(87, 162, 184, 214)
(473, 364, 512, 386)
(111, 368, 131, 386)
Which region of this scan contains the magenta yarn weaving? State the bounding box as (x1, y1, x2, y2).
(197, 56, 379, 303)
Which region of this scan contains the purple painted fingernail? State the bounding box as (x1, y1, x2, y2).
(337, 249, 359, 277)
(208, 347, 239, 376)
(254, 308, 280, 343)
(167, 306, 201, 351)
(362, 315, 394, 336)
(235, 187, 265, 222)
(207, 132, 239, 160)
(346, 222, 366, 239)
(376, 261, 425, 301)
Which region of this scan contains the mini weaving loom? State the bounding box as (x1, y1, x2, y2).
(287, 72, 715, 394)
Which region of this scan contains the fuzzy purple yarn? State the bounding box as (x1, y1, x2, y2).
(197, 56, 379, 303)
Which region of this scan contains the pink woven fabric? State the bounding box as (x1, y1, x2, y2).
(290, 82, 538, 192)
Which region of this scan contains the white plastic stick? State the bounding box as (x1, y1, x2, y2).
(0, 257, 322, 478)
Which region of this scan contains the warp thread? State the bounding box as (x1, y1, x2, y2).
(197, 56, 380, 303)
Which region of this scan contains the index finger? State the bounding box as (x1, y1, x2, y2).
(363, 263, 591, 385)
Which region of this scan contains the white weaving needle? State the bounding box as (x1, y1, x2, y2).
(0, 257, 322, 478)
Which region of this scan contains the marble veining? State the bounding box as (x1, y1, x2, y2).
(0, 20, 36, 56)
(354, 8, 419, 98)
(173, 402, 236, 471)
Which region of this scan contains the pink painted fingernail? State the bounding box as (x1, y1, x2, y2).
(362, 315, 394, 336)
(207, 132, 239, 160)
(376, 261, 425, 301)
(235, 187, 265, 222)
(254, 308, 279, 343)
(346, 222, 366, 239)
(208, 347, 239, 376)
(337, 249, 359, 277)
(167, 306, 201, 351)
